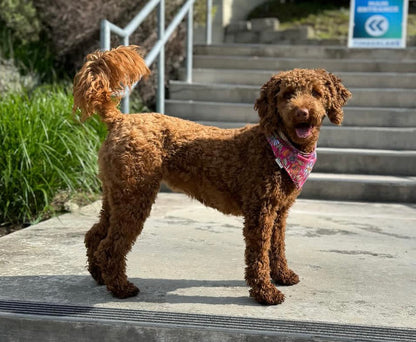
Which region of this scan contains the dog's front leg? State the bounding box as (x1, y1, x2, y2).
(269, 208, 300, 286)
(243, 207, 285, 305)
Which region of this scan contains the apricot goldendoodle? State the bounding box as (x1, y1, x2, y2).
(73, 45, 351, 305)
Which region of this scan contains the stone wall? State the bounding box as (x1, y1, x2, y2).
(226, 17, 313, 44)
(0, 59, 37, 94)
(194, 0, 268, 44)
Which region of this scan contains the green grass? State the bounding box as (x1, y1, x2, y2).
(279, 8, 350, 40)
(0, 84, 106, 224)
(279, 9, 416, 40)
(408, 13, 416, 38)
(248, 1, 416, 41)
(248, 0, 350, 22)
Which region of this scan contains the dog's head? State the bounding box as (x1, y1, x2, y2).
(254, 68, 351, 152)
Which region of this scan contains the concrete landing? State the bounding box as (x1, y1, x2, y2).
(0, 193, 415, 341)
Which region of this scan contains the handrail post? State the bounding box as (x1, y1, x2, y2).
(121, 91, 129, 113)
(121, 36, 130, 113)
(206, 0, 212, 45)
(157, 0, 165, 114)
(100, 20, 111, 50)
(186, 2, 193, 83)
(99, 0, 199, 114)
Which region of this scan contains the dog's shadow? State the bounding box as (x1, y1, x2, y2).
(0, 275, 255, 307)
(132, 277, 252, 306)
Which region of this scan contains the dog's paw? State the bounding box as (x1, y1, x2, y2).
(108, 281, 140, 299)
(271, 268, 300, 286)
(250, 284, 285, 305)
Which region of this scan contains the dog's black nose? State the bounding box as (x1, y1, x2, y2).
(295, 108, 309, 120)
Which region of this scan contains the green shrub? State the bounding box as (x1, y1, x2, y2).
(0, 21, 58, 84)
(0, 84, 106, 224)
(0, 0, 41, 43)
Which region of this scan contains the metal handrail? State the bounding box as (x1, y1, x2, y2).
(100, 0, 213, 114)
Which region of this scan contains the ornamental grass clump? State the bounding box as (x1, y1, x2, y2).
(0, 84, 106, 224)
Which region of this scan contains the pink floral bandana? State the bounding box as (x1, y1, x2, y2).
(267, 134, 317, 189)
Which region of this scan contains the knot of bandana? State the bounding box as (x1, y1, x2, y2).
(267, 134, 317, 189)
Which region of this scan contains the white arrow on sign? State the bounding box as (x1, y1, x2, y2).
(365, 15, 389, 37)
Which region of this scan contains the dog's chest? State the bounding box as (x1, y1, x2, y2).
(266, 166, 300, 204)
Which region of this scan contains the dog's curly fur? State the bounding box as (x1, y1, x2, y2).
(73, 45, 351, 305)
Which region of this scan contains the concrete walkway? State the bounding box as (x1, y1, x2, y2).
(0, 193, 415, 340)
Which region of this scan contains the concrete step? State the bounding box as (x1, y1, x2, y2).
(193, 55, 416, 73)
(164, 117, 415, 150)
(319, 126, 416, 150)
(186, 68, 416, 89)
(303, 173, 416, 203)
(315, 148, 416, 176)
(169, 81, 416, 108)
(159, 172, 416, 203)
(162, 43, 416, 203)
(194, 44, 416, 60)
(165, 100, 416, 127)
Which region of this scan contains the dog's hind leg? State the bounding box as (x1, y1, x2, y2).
(94, 175, 161, 299)
(85, 187, 111, 285)
(269, 208, 299, 286)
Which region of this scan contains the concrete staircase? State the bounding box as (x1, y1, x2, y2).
(165, 44, 416, 203)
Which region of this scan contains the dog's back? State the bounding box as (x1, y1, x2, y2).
(99, 111, 282, 216)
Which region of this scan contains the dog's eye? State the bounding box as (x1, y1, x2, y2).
(312, 89, 322, 98)
(282, 91, 294, 100)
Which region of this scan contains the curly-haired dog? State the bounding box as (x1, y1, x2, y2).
(73, 45, 351, 305)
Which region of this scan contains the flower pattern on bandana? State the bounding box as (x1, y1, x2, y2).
(267, 135, 317, 189)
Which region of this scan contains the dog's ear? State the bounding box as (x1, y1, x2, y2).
(254, 75, 282, 135)
(320, 70, 352, 125)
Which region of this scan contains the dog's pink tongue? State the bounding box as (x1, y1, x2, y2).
(295, 126, 313, 138)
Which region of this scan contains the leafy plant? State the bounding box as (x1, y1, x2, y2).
(0, 22, 58, 84)
(0, 0, 41, 43)
(0, 84, 106, 224)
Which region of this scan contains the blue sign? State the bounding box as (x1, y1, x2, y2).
(348, 0, 408, 48)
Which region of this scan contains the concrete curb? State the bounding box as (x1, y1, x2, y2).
(1, 300, 415, 342)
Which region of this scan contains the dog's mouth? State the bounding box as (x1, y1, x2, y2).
(294, 123, 314, 139)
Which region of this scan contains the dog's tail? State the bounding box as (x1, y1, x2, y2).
(73, 45, 150, 123)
